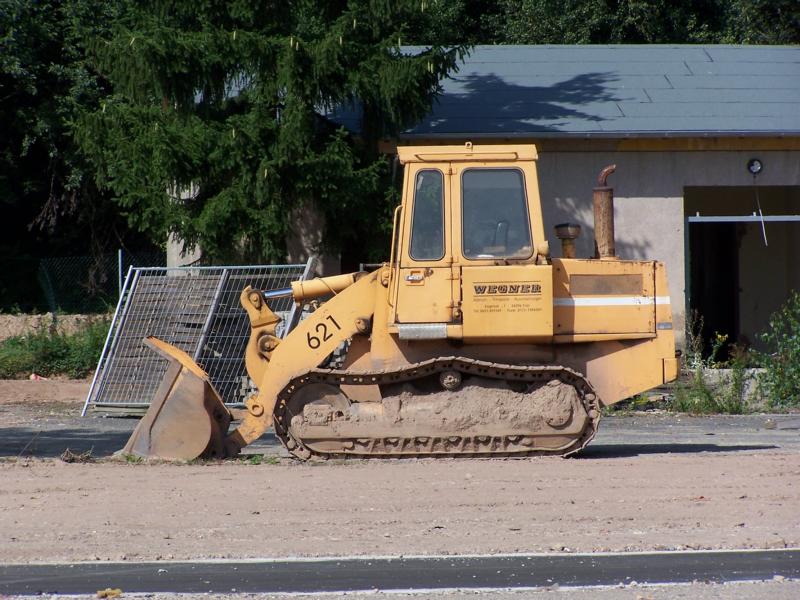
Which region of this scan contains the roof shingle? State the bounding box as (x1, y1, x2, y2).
(387, 45, 800, 138)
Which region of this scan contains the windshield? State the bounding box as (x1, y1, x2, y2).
(462, 168, 532, 260)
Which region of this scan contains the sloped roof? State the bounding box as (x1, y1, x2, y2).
(334, 45, 800, 139)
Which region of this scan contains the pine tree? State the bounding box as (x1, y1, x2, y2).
(76, 1, 466, 264)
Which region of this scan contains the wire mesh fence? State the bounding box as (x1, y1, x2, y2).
(1, 251, 164, 314)
(83, 259, 315, 415)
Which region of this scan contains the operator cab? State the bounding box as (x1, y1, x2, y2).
(390, 143, 553, 341)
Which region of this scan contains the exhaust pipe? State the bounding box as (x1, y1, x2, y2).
(593, 165, 617, 259)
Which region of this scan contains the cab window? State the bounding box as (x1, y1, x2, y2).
(462, 168, 532, 260)
(409, 169, 444, 261)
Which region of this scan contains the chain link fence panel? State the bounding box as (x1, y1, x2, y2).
(0, 251, 164, 314)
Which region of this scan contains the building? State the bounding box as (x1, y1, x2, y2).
(369, 45, 800, 349)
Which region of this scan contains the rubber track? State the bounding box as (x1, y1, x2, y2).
(272, 357, 601, 460)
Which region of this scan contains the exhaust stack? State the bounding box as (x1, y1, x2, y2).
(593, 165, 617, 259)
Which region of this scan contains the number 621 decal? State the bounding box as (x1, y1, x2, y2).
(306, 315, 342, 349)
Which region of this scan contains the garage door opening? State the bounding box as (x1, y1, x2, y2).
(685, 186, 800, 358)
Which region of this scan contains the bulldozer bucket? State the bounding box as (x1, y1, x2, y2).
(119, 337, 231, 461)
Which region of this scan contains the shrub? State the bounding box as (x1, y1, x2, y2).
(0, 320, 109, 379)
(670, 320, 751, 415)
(758, 291, 800, 409)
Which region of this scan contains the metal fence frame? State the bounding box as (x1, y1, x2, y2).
(82, 258, 315, 415)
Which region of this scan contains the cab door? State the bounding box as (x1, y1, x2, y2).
(393, 165, 454, 324)
(453, 164, 553, 341)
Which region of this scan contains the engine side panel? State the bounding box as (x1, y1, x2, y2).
(553, 258, 658, 337)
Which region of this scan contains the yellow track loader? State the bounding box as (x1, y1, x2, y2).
(122, 143, 678, 461)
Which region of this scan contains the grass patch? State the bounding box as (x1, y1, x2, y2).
(670, 367, 750, 415)
(243, 454, 280, 465)
(0, 319, 109, 379)
(669, 315, 753, 415)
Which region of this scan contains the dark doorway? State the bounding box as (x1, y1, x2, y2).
(688, 222, 739, 358)
(685, 186, 800, 355)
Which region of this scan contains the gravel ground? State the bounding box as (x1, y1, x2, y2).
(1, 379, 799, 600)
(8, 579, 800, 600)
(148, 579, 800, 599)
(1, 379, 799, 460)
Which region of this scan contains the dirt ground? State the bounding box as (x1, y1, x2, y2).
(1, 381, 799, 565)
(6, 581, 800, 600)
(0, 313, 107, 342)
(3, 450, 798, 563)
(129, 580, 800, 600)
(0, 378, 90, 410)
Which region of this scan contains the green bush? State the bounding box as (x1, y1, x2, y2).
(671, 357, 750, 415)
(758, 291, 800, 409)
(671, 368, 717, 414)
(670, 318, 751, 415)
(0, 320, 109, 379)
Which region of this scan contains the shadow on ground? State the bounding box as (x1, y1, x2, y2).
(0, 426, 282, 459)
(0, 426, 134, 458)
(581, 443, 777, 459)
(0, 423, 777, 460)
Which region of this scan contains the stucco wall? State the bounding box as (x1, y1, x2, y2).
(535, 149, 800, 344)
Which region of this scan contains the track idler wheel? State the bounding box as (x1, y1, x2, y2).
(119, 337, 231, 461)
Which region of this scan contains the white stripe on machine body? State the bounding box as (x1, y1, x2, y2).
(554, 296, 671, 307)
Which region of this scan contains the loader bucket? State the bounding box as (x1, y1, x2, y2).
(119, 337, 231, 461)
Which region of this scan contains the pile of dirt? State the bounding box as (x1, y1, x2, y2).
(394, 381, 581, 432)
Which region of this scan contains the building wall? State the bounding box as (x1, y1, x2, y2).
(534, 149, 800, 343)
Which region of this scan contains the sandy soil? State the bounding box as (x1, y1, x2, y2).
(130, 580, 800, 600)
(4, 581, 800, 600)
(0, 379, 89, 408)
(1, 379, 799, 565)
(1, 448, 798, 563)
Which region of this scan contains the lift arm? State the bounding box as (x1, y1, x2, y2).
(224, 271, 380, 456)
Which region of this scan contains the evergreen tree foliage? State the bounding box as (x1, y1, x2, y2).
(404, 1, 507, 45)
(3, 0, 797, 279)
(76, 1, 466, 264)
